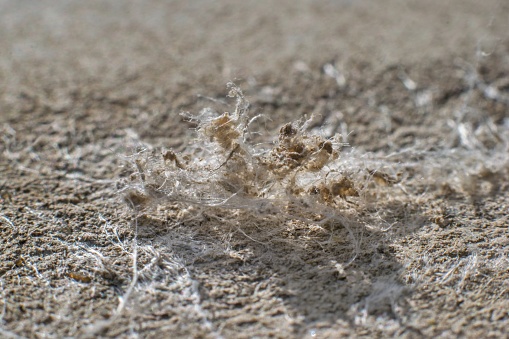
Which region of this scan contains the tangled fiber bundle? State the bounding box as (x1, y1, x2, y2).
(121, 84, 399, 230)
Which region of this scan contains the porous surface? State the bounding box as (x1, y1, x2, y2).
(1, 1, 508, 338)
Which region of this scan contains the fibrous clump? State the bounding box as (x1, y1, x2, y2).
(122, 83, 391, 228)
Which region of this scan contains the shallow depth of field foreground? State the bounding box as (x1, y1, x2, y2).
(1, 1, 509, 338)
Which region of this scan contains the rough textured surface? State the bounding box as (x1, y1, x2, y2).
(1, 1, 508, 338)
